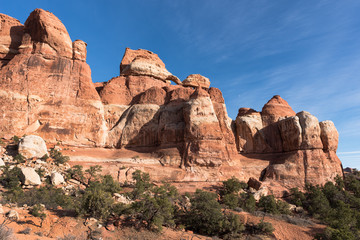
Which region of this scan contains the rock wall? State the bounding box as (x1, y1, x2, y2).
(0, 9, 343, 191)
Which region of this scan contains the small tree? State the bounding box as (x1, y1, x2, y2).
(131, 170, 152, 200)
(79, 182, 114, 220)
(222, 176, 247, 195)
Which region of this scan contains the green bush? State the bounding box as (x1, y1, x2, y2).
(258, 195, 278, 214)
(222, 193, 239, 209)
(131, 183, 178, 231)
(239, 192, 256, 213)
(222, 176, 247, 195)
(0, 166, 22, 189)
(66, 165, 85, 184)
(14, 154, 25, 163)
(130, 170, 152, 200)
(50, 148, 69, 165)
(29, 204, 46, 219)
(79, 181, 114, 220)
(186, 189, 244, 236)
(256, 220, 274, 235)
(12, 135, 20, 144)
(288, 187, 306, 207)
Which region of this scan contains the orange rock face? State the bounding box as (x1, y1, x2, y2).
(0, 9, 343, 192)
(235, 95, 343, 190)
(0, 13, 24, 67)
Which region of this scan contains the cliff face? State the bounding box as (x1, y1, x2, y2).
(0, 9, 343, 191)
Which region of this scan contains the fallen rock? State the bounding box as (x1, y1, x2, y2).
(113, 193, 134, 205)
(20, 167, 41, 186)
(6, 210, 19, 221)
(18, 135, 48, 159)
(182, 74, 210, 89)
(0, 159, 5, 167)
(253, 187, 269, 201)
(51, 172, 65, 185)
(247, 177, 262, 191)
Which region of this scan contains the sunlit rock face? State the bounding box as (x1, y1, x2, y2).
(0, 9, 343, 192)
(235, 95, 343, 190)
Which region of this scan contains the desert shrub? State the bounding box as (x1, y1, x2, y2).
(0, 166, 22, 189)
(222, 193, 239, 209)
(288, 187, 306, 207)
(100, 174, 121, 194)
(186, 189, 244, 236)
(315, 227, 356, 240)
(12, 135, 20, 144)
(66, 165, 86, 183)
(29, 204, 46, 227)
(222, 176, 247, 195)
(130, 170, 152, 200)
(276, 200, 291, 215)
(4, 184, 74, 209)
(50, 148, 70, 165)
(239, 192, 256, 213)
(304, 184, 332, 219)
(78, 181, 114, 220)
(131, 183, 178, 231)
(258, 195, 278, 214)
(255, 220, 274, 235)
(84, 165, 102, 184)
(13, 153, 25, 163)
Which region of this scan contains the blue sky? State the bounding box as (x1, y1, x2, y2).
(2, 0, 360, 168)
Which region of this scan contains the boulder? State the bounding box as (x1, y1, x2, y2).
(51, 172, 65, 185)
(120, 48, 176, 82)
(0, 159, 5, 167)
(247, 177, 262, 191)
(20, 167, 41, 186)
(319, 120, 339, 152)
(18, 135, 48, 159)
(253, 187, 269, 201)
(182, 74, 210, 89)
(6, 210, 19, 221)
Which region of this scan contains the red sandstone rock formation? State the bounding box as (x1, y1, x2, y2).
(235, 96, 343, 190)
(0, 9, 343, 192)
(0, 9, 106, 146)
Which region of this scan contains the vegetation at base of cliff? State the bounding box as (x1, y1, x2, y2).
(288, 174, 360, 239)
(3, 157, 360, 239)
(49, 148, 70, 165)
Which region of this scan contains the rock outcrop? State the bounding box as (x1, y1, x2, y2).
(0, 9, 343, 192)
(0, 9, 106, 147)
(235, 96, 343, 190)
(182, 74, 211, 89)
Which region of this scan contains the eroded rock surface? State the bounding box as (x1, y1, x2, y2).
(0, 9, 343, 192)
